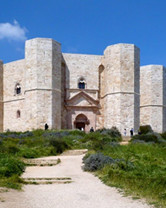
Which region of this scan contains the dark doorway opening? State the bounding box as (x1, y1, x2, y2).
(74, 114, 89, 131)
(75, 122, 85, 130)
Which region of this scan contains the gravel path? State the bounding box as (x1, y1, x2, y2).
(0, 150, 152, 208)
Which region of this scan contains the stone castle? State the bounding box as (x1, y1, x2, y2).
(0, 38, 165, 134)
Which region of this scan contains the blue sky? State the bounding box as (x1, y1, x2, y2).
(0, 0, 166, 65)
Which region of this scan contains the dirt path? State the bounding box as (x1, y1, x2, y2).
(0, 150, 152, 208)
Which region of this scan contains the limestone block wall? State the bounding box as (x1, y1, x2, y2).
(63, 53, 102, 130)
(103, 44, 140, 134)
(3, 60, 25, 101)
(140, 65, 166, 132)
(61, 62, 67, 129)
(3, 60, 25, 131)
(96, 64, 105, 129)
(52, 40, 62, 129)
(163, 68, 166, 131)
(0, 61, 3, 131)
(25, 38, 62, 130)
(62, 53, 102, 99)
(4, 100, 25, 131)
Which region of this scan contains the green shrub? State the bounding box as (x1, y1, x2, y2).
(83, 153, 115, 171)
(96, 126, 122, 140)
(18, 147, 40, 158)
(139, 125, 153, 134)
(0, 175, 24, 189)
(0, 155, 25, 177)
(160, 132, 166, 140)
(6, 144, 19, 154)
(68, 129, 86, 136)
(83, 152, 134, 172)
(49, 138, 69, 153)
(131, 132, 166, 144)
(82, 131, 121, 150)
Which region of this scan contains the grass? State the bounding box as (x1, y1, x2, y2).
(85, 143, 166, 207)
(0, 129, 86, 189)
(0, 127, 166, 207)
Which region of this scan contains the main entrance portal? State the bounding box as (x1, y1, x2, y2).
(74, 114, 89, 131)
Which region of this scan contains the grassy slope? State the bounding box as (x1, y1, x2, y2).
(0, 129, 85, 189)
(0, 128, 166, 208)
(96, 144, 166, 207)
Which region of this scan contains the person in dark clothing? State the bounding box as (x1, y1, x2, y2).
(130, 128, 133, 136)
(45, 123, 49, 130)
(90, 127, 94, 132)
(138, 131, 141, 135)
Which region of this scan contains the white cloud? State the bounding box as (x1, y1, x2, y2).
(0, 20, 27, 41)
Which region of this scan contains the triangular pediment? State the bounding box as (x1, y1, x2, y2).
(66, 91, 99, 108)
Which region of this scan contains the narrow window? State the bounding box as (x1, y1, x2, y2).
(78, 78, 86, 89)
(17, 110, 21, 118)
(15, 84, 21, 95)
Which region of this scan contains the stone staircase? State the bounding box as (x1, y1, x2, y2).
(23, 177, 72, 185)
(61, 149, 88, 156)
(23, 158, 61, 166)
(120, 136, 131, 145)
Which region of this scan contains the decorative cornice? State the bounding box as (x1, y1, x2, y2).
(25, 88, 61, 93)
(4, 98, 25, 103)
(65, 105, 100, 109)
(101, 91, 140, 99)
(66, 91, 99, 105)
(67, 88, 99, 92)
(140, 104, 166, 108)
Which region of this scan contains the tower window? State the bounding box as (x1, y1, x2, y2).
(78, 78, 86, 89)
(16, 110, 21, 118)
(15, 83, 21, 95)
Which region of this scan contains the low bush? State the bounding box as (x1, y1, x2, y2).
(68, 129, 86, 136)
(139, 125, 153, 134)
(83, 152, 134, 172)
(43, 131, 70, 139)
(0, 154, 25, 177)
(18, 147, 40, 158)
(0, 175, 24, 189)
(83, 153, 115, 171)
(49, 138, 69, 153)
(131, 132, 166, 144)
(96, 126, 122, 141)
(6, 144, 19, 154)
(160, 132, 166, 140)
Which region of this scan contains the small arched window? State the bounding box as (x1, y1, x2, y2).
(15, 83, 21, 95)
(78, 78, 86, 89)
(16, 110, 21, 118)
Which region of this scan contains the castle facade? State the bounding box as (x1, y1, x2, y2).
(0, 38, 165, 134)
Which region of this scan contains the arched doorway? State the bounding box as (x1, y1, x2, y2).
(74, 114, 89, 130)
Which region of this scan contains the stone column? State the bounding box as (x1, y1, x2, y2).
(140, 65, 166, 132)
(103, 44, 140, 134)
(25, 38, 61, 130)
(0, 61, 3, 132)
